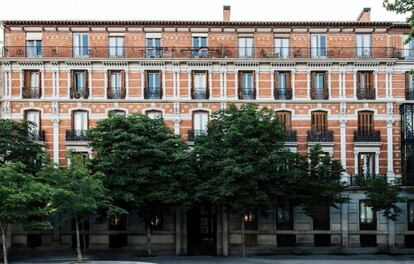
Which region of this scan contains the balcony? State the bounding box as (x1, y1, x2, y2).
(239, 88, 256, 100)
(274, 88, 292, 100)
(354, 130, 380, 143)
(310, 89, 328, 100)
(107, 87, 125, 99)
(66, 130, 90, 142)
(70, 88, 89, 99)
(349, 174, 387, 186)
(2, 46, 405, 60)
(357, 89, 376, 100)
(28, 130, 45, 142)
(191, 88, 209, 100)
(21, 87, 41, 99)
(406, 90, 414, 100)
(307, 130, 334, 142)
(144, 88, 162, 99)
(188, 130, 207, 142)
(285, 130, 297, 142)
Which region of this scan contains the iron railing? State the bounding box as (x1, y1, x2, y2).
(191, 88, 209, 99)
(354, 130, 381, 142)
(406, 90, 414, 100)
(66, 130, 90, 141)
(357, 89, 376, 100)
(28, 130, 45, 142)
(274, 88, 292, 100)
(239, 88, 256, 100)
(310, 88, 328, 100)
(284, 130, 297, 142)
(3, 46, 413, 60)
(21, 87, 41, 99)
(307, 130, 334, 142)
(70, 88, 89, 99)
(107, 87, 125, 99)
(349, 174, 387, 186)
(188, 130, 207, 141)
(144, 88, 162, 99)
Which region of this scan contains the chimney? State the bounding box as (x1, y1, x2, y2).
(223, 5, 231, 22)
(357, 7, 371, 22)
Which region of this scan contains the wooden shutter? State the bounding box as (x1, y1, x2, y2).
(253, 71, 256, 99)
(286, 71, 291, 88)
(276, 111, 292, 130)
(205, 71, 210, 99)
(23, 71, 31, 97)
(144, 70, 148, 99)
(71, 70, 76, 98)
(238, 71, 243, 99)
(191, 71, 195, 98)
(357, 72, 361, 90)
(312, 111, 327, 131)
(159, 70, 163, 99)
(323, 72, 328, 99)
(274, 71, 280, 90)
(121, 70, 126, 99)
(310, 72, 316, 99)
(358, 111, 374, 131)
(107, 70, 113, 98)
(366, 72, 373, 92)
(406, 72, 411, 91)
(84, 71, 89, 99)
(38, 71, 42, 98)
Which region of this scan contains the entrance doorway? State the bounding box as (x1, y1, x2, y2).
(187, 205, 217, 255)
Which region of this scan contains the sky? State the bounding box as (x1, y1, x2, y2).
(0, 0, 408, 22)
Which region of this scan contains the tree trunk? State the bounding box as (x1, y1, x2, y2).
(75, 216, 82, 263)
(0, 222, 8, 264)
(81, 221, 86, 255)
(241, 216, 246, 257)
(146, 223, 152, 256)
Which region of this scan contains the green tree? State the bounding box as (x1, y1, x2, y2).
(384, 0, 414, 42)
(0, 119, 45, 174)
(0, 162, 52, 264)
(89, 114, 193, 255)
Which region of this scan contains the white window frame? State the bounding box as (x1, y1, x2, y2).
(73, 111, 88, 132)
(404, 34, 414, 58)
(238, 37, 254, 58)
(356, 34, 372, 58)
(311, 34, 327, 58)
(109, 36, 124, 58)
(73, 33, 89, 57)
(193, 111, 209, 132)
(274, 38, 289, 59)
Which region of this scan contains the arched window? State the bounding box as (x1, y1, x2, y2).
(275, 111, 292, 130)
(146, 110, 162, 119)
(193, 111, 209, 132)
(311, 111, 328, 131)
(24, 110, 42, 141)
(72, 110, 88, 133)
(108, 109, 126, 118)
(358, 111, 374, 131)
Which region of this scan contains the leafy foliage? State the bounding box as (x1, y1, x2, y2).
(384, 0, 414, 42)
(0, 119, 46, 174)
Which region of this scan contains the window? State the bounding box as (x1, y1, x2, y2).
(73, 33, 89, 57)
(360, 201, 376, 230)
(146, 110, 162, 119)
(238, 71, 255, 99)
(70, 152, 89, 165)
(357, 72, 374, 99)
(192, 71, 208, 99)
(358, 153, 376, 178)
(192, 36, 208, 57)
(404, 34, 414, 58)
(275, 111, 292, 131)
(23, 70, 41, 98)
(311, 34, 327, 58)
(107, 70, 125, 99)
(108, 110, 126, 118)
(71, 70, 88, 99)
(276, 204, 293, 230)
(145, 71, 162, 99)
(358, 111, 374, 132)
(356, 34, 371, 58)
(150, 213, 163, 230)
(238, 37, 254, 58)
(311, 111, 328, 131)
(73, 111, 88, 132)
(25, 110, 41, 141)
(146, 38, 162, 58)
(109, 36, 124, 58)
(26, 40, 42, 58)
(408, 200, 414, 230)
(274, 71, 292, 99)
(275, 38, 289, 58)
(406, 72, 414, 100)
(311, 72, 328, 100)
(313, 203, 330, 230)
(190, 111, 209, 141)
(243, 211, 258, 245)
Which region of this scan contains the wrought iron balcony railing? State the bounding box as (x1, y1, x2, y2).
(191, 88, 209, 99)
(307, 130, 334, 142)
(284, 130, 297, 142)
(239, 88, 256, 100)
(354, 130, 380, 142)
(21, 87, 41, 99)
(357, 89, 376, 100)
(3, 46, 411, 60)
(70, 88, 89, 99)
(28, 130, 45, 142)
(144, 88, 162, 99)
(188, 130, 207, 142)
(406, 90, 414, 100)
(349, 174, 387, 187)
(310, 89, 328, 100)
(274, 88, 292, 100)
(107, 87, 126, 99)
(66, 130, 90, 141)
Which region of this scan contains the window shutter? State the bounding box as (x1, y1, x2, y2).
(38, 71, 42, 98)
(324, 72, 328, 98)
(367, 72, 373, 92)
(159, 71, 163, 99)
(276, 111, 291, 130)
(238, 72, 243, 98)
(205, 71, 210, 99)
(191, 71, 195, 98)
(310, 72, 316, 99)
(312, 111, 327, 131)
(406, 72, 411, 91)
(274, 71, 280, 90)
(71, 71, 76, 98)
(357, 72, 361, 90)
(286, 71, 291, 89)
(107, 70, 112, 98)
(253, 71, 256, 99)
(84, 71, 89, 99)
(121, 71, 126, 99)
(144, 70, 148, 98)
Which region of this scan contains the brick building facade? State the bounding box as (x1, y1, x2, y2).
(1, 6, 414, 255)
